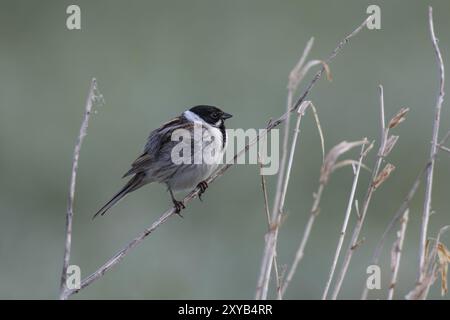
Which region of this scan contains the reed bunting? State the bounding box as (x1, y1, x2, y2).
(93, 105, 232, 218)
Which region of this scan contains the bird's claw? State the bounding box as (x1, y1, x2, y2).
(197, 181, 208, 201)
(173, 200, 185, 217)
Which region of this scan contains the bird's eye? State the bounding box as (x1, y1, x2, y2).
(212, 112, 220, 119)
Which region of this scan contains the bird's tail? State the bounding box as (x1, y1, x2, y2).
(93, 173, 145, 219)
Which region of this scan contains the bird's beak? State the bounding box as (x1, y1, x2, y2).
(222, 112, 233, 120)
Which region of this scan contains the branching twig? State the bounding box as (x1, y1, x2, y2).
(59, 78, 100, 299)
(418, 6, 446, 282)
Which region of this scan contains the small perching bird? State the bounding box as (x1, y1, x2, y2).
(93, 105, 232, 218)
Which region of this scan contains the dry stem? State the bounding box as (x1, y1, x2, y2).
(280, 140, 366, 297)
(322, 142, 368, 299)
(362, 131, 449, 299)
(331, 85, 389, 299)
(388, 209, 409, 300)
(255, 17, 370, 300)
(257, 156, 281, 299)
(418, 6, 446, 282)
(59, 78, 99, 299)
(255, 38, 314, 300)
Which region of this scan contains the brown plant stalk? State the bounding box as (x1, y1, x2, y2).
(418, 5, 446, 283)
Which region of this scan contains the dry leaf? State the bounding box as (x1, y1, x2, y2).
(383, 135, 399, 157)
(320, 140, 367, 184)
(297, 101, 325, 163)
(332, 159, 370, 173)
(372, 163, 396, 189)
(322, 60, 332, 81)
(362, 140, 375, 158)
(437, 243, 450, 296)
(287, 37, 314, 91)
(289, 59, 331, 91)
(388, 107, 410, 129)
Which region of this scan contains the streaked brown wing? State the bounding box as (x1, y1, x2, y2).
(122, 116, 193, 178)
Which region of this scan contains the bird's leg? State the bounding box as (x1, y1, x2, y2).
(196, 180, 208, 201)
(168, 187, 185, 217)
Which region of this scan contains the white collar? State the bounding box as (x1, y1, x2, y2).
(183, 110, 203, 123)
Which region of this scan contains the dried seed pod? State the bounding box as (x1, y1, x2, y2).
(388, 107, 410, 129)
(383, 135, 399, 157)
(372, 163, 396, 190)
(437, 243, 450, 296)
(320, 140, 367, 184)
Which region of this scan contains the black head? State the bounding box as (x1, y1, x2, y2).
(188, 105, 232, 127)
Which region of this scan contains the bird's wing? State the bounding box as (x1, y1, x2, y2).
(122, 116, 194, 178)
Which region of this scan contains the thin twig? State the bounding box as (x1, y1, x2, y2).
(62, 207, 174, 299)
(275, 101, 320, 298)
(63, 17, 370, 299)
(361, 169, 422, 299)
(362, 130, 450, 299)
(258, 157, 272, 225)
(280, 101, 324, 210)
(419, 6, 446, 282)
(255, 38, 314, 300)
(257, 156, 281, 299)
(388, 209, 409, 300)
(331, 85, 389, 299)
(438, 145, 450, 154)
(255, 17, 370, 300)
(279, 184, 324, 297)
(421, 227, 450, 299)
(322, 141, 368, 299)
(277, 37, 315, 213)
(272, 100, 323, 300)
(362, 129, 448, 298)
(59, 78, 99, 299)
(280, 140, 366, 297)
(258, 71, 325, 301)
(407, 225, 450, 300)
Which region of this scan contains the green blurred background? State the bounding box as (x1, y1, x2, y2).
(1, 0, 449, 299)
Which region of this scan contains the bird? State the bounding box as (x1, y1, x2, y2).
(93, 105, 232, 219)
